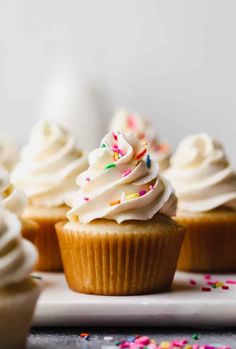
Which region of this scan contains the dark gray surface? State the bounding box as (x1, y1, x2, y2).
(29, 328, 236, 348)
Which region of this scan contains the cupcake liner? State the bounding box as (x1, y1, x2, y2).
(23, 206, 68, 272)
(176, 210, 236, 272)
(33, 217, 64, 271)
(0, 279, 41, 349)
(56, 219, 184, 295)
(21, 219, 39, 244)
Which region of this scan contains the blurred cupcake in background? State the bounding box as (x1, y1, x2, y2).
(109, 108, 171, 172)
(165, 133, 236, 272)
(11, 120, 88, 271)
(0, 165, 38, 243)
(56, 130, 184, 296)
(0, 134, 19, 172)
(0, 207, 41, 349)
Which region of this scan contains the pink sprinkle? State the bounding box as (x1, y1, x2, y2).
(113, 132, 118, 141)
(120, 342, 130, 348)
(172, 339, 188, 346)
(86, 177, 90, 182)
(135, 336, 150, 345)
(149, 184, 154, 190)
(130, 344, 144, 349)
(84, 197, 90, 201)
(204, 274, 212, 280)
(112, 144, 118, 150)
(193, 345, 199, 349)
(118, 148, 125, 156)
(226, 279, 236, 284)
(122, 169, 132, 177)
(139, 190, 147, 197)
(189, 279, 197, 286)
(207, 280, 219, 285)
(202, 287, 211, 292)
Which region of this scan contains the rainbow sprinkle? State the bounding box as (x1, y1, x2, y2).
(110, 200, 121, 206)
(113, 132, 118, 141)
(122, 169, 132, 177)
(104, 163, 116, 170)
(126, 193, 140, 200)
(139, 190, 147, 196)
(146, 154, 151, 168)
(135, 148, 147, 160)
(84, 197, 90, 201)
(101, 143, 106, 148)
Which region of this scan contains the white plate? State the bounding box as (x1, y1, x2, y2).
(34, 272, 236, 327)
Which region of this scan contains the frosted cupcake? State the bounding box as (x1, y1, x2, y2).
(12, 120, 88, 271)
(165, 133, 236, 272)
(56, 131, 184, 295)
(109, 108, 171, 172)
(0, 165, 38, 243)
(0, 134, 19, 172)
(0, 207, 41, 349)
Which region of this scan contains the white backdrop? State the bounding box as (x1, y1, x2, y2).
(0, 0, 236, 163)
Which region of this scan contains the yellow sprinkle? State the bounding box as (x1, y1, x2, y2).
(114, 152, 119, 161)
(126, 193, 140, 200)
(73, 215, 79, 222)
(160, 342, 170, 349)
(216, 282, 224, 287)
(184, 345, 193, 349)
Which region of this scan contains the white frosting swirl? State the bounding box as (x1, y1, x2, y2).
(12, 120, 88, 207)
(0, 207, 38, 288)
(67, 131, 176, 224)
(0, 134, 19, 172)
(164, 133, 236, 213)
(109, 108, 171, 171)
(0, 166, 27, 216)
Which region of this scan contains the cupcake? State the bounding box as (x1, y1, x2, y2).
(12, 120, 88, 271)
(0, 207, 41, 349)
(164, 133, 236, 272)
(0, 133, 19, 172)
(56, 131, 184, 295)
(0, 165, 38, 243)
(109, 108, 171, 172)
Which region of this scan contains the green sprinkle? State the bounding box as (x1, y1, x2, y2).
(31, 275, 42, 280)
(211, 284, 217, 288)
(192, 334, 199, 340)
(101, 143, 106, 148)
(104, 163, 116, 170)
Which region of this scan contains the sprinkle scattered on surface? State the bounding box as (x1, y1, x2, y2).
(79, 333, 231, 349)
(84, 197, 90, 201)
(139, 190, 147, 196)
(202, 287, 211, 292)
(101, 143, 106, 148)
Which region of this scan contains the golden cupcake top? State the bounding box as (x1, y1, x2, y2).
(66, 131, 177, 224)
(0, 207, 38, 288)
(164, 133, 236, 213)
(109, 108, 171, 171)
(11, 120, 88, 207)
(0, 165, 27, 216)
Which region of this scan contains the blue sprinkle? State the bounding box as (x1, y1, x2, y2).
(146, 154, 151, 168)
